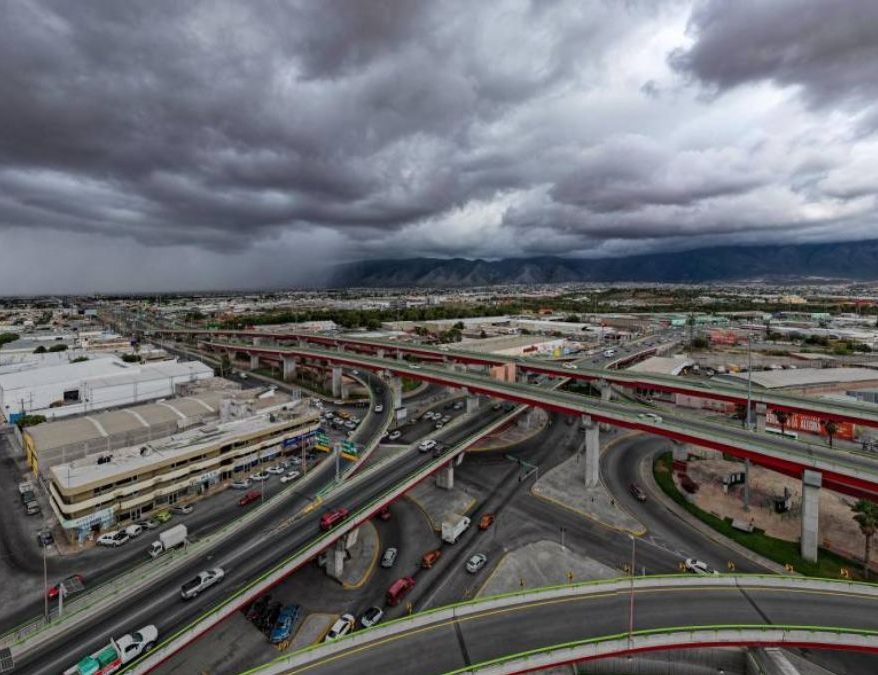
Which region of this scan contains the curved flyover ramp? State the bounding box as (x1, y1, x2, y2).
(240, 576, 878, 675)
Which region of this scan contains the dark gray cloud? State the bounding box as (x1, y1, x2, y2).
(0, 0, 876, 292)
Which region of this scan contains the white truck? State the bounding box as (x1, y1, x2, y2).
(63, 624, 158, 675)
(441, 516, 471, 544)
(148, 524, 187, 558)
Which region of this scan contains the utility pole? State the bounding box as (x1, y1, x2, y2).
(745, 333, 753, 430)
(628, 535, 636, 651)
(43, 543, 48, 623)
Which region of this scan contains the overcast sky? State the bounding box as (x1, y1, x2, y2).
(2, 0, 878, 293)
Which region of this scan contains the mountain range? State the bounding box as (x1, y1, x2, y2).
(330, 239, 878, 288)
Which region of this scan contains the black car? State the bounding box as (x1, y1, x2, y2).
(246, 595, 270, 623)
(260, 600, 283, 631)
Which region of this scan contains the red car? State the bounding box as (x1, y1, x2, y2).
(47, 574, 84, 600)
(377, 506, 391, 521)
(385, 576, 416, 607)
(238, 490, 260, 507)
(320, 507, 349, 531)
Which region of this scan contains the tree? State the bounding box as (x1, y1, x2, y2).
(218, 353, 232, 377)
(16, 414, 46, 429)
(822, 419, 839, 447)
(852, 500, 878, 579)
(774, 409, 790, 437)
(0, 332, 20, 348)
(33, 345, 47, 354)
(565, 314, 580, 323)
(453, 321, 465, 330)
(48, 344, 68, 352)
(71, 356, 89, 363)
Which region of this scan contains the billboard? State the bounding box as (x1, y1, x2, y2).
(766, 410, 855, 441)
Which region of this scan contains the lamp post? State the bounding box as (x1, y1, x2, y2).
(745, 333, 753, 430)
(628, 535, 636, 651)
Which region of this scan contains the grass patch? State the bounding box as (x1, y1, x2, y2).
(401, 377, 421, 392)
(653, 452, 863, 579)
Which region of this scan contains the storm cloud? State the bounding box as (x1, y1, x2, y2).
(1, 0, 877, 292)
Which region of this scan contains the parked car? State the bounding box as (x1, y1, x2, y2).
(124, 524, 144, 538)
(466, 553, 488, 574)
(378, 505, 391, 521)
(172, 504, 194, 515)
(478, 513, 495, 530)
(629, 483, 647, 502)
(154, 510, 173, 524)
(230, 479, 251, 490)
(320, 508, 349, 531)
(97, 531, 129, 547)
(262, 601, 283, 632)
(421, 549, 442, 569)
(324, 613, 355, 641)
(684, 558, 719, 575)
(47, 574, 85, 600)
(250, 472, 270, 482)
(265, 465, 285, 476)
(359, 606, 384, 629)
(388, 430, 402, 441)
(239, 490, 261, 506)
(180, 567, 224, 600)
(280, 470, 301, 484)
(246, 595, 271, 623)
(139, 518, 160, 530)
(269, 604, 301, 644)
(381, 547, 398, 568)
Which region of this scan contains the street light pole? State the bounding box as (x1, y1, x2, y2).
(43, 543, 48, 623)
(628, 535, 636, 651)
(746, 333, 753, 430)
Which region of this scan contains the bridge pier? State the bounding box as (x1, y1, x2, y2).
(580, 415, 600, 488)
(331, 366, 343, 398)
(282, 356, 297, 382)
(437, 464, 454, 490)
(390, 377, 403, 409)
(466, 394, 480, 414)
(252, 336, 269, 346)
(377, 348, 385, 359)
(249, 353, 260, 370)
(324, 527, 360, 581)
(672, 441, 689, 462)
(801, 469, 822, 562)
(755, 403, 767, 432)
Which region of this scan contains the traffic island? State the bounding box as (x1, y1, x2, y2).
(338, 521, 379, 589)
(476, 540, 617, 597)
(531, 453, 646, 535)
(407, 482, 477, 531)
(286, 613, 335, 652)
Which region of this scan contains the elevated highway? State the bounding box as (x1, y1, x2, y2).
(202, 340, 878, 500)
(155, 328, 878, 428)
(239, 576, 878, 675)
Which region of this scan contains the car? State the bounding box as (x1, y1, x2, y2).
(288, 456, 302, 466)
(230, 479, 251, 490)
(466, 553, 488, 574)
(434, 421, 444, 430)
(440, 415, 451, 424)
(478, 513, 495, 530)
(381, 547, 398, 568)
(562, 363, 578, 370)
(47, 574, 85, 600)
(421, 549, 442, 569)
(180, 567, 224, 600)
(409, 365, 421, 370)
(359, 606, 384, 629)
(378, 505, 392, 521)
(418, 439, 437, 453)
(269, 604, 301, 644)
(385, 577, 416, 606)
(280, 470, 301, 483)
(258, 600, 282, 631)
(239, 490, 261, 506)
(452, 401, 464, 410)
(97, 531, 129, 547)
(139, 518, 160, 530)
(351, 370, 359, 376)
(125, 524, 144, 538)
(492, 403, 502, 411)
(324, 613, 355, 641)
(344, 420, 357, 430)
(265, 465, 285, 476)
(432, 446, 446, 458)
(36, 530, 54, 547)
(154, 510, 173, 523)
(684, 558, 719, 575)
(638, 412, 663, 424)
(250, 472, 270, 482)
(320, 507, 350, 531)
(245, 595, 271, 623)
(629, 483, 647, 502)
(172, 503, 194, 515)
(388, 430, 402, 441)
(374, 404, 384, 413)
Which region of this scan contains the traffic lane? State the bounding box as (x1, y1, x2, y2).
(293, 586, 878, 675)
(601, 435, 767, 574)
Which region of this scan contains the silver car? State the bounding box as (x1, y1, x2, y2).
(381, 547, 398, 568)
(180, 567, 224, 600)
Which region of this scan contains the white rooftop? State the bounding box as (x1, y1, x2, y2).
(628, 355, 695, 376)
(718, 367, 878, 390)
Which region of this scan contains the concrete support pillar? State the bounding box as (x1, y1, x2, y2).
(755, 403, 767, 433)
(377, 348, 385, 359)
(672, 442, 689, 462)
(396, 351, 403, 361)
(282, 356, 297, 382)
(801, 469, 822, 562)
(326, 538, 347, 580)
(518, 407, 540, 429)
(344, 526, 359, 548)
(390, 377, 403, 409)
(437, 464, 454, 490)
(331, 366, 342, 398)
(580, 415, 600, 488)
(599, 380, 612, 402)
(466, 394, 480, 414)
(249, 354, 260, 370)
(252, 336, 266, 346)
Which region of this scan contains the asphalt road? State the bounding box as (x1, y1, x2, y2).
(18, 404, 509, 674)
(277, 582, 878, 674)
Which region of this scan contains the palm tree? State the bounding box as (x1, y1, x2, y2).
(822, 419, 839, 448)
(774, 410, 790, 437)
(852, 500, 878, 579)
(734, 403, 749, 429)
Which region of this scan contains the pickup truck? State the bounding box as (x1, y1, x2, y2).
(63, 625, 158, 675)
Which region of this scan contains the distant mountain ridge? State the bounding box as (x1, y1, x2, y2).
(329, 239, 878, 287)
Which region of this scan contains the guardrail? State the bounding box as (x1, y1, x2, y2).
(238, 575, 878, 674)
(124, 407, 524, 673)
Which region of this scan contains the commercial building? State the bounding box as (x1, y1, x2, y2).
(48, 403, 319, 542)
(0, 357, 213, 422)
(715, 367, 878, 396)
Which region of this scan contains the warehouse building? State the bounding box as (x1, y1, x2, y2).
(48, 402, 319, 542)
(0, 356, 213, 422)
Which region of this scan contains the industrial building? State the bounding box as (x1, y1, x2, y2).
(715, 367, 878, 396)
(48, 403, 319, 542)
(0, 356, 213, 422)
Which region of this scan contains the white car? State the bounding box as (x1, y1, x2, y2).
(124, 524, 143, 538)
(374, 404, 384, 413)
(250, 472, 270, 482)
(418, 439, 437, 453)
(638, 412, 663, 424)
(325, 613, 355, 641)
(388, 430, 402, 441)
(466, 553, 488, 574)
(115, 624, 159, 662)
(97, 531, 129, 547)
(684, 558, 719, 575)
(180, 567, 225, 600)
(265, 465, 285, 475)
(562, 363, 578, 370)
(381, 547, 398, 568)
(230, 479, 251, 489)
(359, 606, 384, 628)
(280, 470, 301, 483)
(434, 421, 444, 429)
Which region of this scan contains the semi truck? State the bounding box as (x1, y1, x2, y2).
(441, 515, 471, 544)
(63, 624, 158, 675)
(148, 524, 187, 558)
